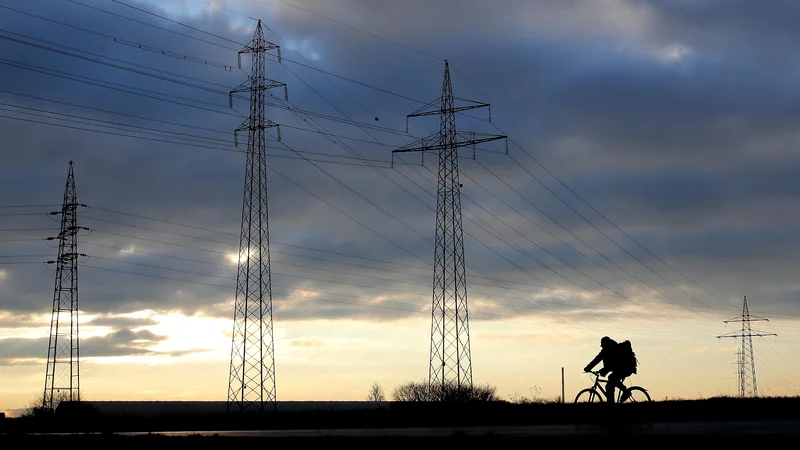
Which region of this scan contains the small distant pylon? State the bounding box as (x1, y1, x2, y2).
(226, 19, 287, 414)
(42, 161, 87, 411)
(717, 296, 777, 397)
(391, 60, 507, 391)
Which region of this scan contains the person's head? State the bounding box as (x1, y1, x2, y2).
(601, 336, 616, 348)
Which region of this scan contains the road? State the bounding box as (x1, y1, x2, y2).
(115, 419, 800, 437)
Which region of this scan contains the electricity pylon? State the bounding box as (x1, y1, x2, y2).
(717, 296, 776, 397)
(42, 161, 86, 411)
(226, 19, 287, 414)
(392, 60, 507, 391)
(735, 349, 745, 397)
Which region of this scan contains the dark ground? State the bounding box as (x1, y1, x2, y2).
(2, 396, 799, 444)
(0, 433, 797, 448)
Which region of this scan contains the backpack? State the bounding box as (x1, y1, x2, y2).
(618, 340, 638, 374)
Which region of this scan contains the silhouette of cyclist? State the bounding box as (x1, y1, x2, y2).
(584, 336, 633, 403)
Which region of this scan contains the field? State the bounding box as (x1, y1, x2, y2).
(1, 396, 799, 440)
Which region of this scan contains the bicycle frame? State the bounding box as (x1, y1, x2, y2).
(587, 371, 628, 401)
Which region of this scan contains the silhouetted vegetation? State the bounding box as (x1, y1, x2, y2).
(2, 396, 799, 435)
(2, 433, 798, 448)
(391, 380, 499, 402)
(507, 386, 562, 404)
(21, 391, 74, 418)
(1, 433, 798, 448)
(367, 382, 386, 401)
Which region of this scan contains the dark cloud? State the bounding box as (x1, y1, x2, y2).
(85, 313, 159, 328)
(0, 312, 46, 329)
(1, 0, 800, 339)
(0, 326, 198, 365)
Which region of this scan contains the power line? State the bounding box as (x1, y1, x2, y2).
(2, 3, 428, 103)
(0, 99, 409, 165)
(75, 264, 551, 326)
(0, 49, 413, 137)
(0, 212, 53, 216)
(72, 210, 760, 340)
(0, 112, 382, 168)
(63, 0, 240, 51)
(76, 249, 709, 339)
(0, 3, 235, 71)
(0, 104, 397, 168)
(0, 88, 419, 150)
(0, 57, 242, 116)
(3, 19, 416, 137)
(463, 161, 719, 321)
(252, 0, 442, 60)
(143, 0, 763, 323)
(242, 35, 585, 323)
(110, 0, 245, 46)
(0, 204, 60, 208)
(20, 4, 720, 330)
(77, 231, 619, 308)
(266, 0, 732, 327)
(448, 63, 730, 307)
(247, 37, 591, 346)
(2, 225, 744, 374)
(6, 5, 776, 362)
(77, 238, 613, 300)
(179, 0, 746, 335)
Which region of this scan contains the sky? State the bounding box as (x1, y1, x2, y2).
(2, 0, 800, 415)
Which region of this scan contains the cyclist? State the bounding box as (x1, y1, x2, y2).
(583, 336, 634, 403)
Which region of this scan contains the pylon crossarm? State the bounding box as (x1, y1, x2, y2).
(393, 133, 506, 155)
(407, 102, 490, 120)
(406, 98, 440, 118)
(392, 132, 440, 155)
(229, 79, 287, 107)
(747, 316, 771, 322)
(750, 331, 778, 337)
(237, 43, 279, 67)
(239, 41, 279, 55)
(455, 131, 507, 145)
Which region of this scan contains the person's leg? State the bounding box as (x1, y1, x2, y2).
(606, 372, 621, 403)
(618, 373, 633, 402)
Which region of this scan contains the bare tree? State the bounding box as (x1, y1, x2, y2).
(21, 390, 73, 417)
(367, 382, 386, 401)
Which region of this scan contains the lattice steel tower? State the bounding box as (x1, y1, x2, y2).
(42, 161, 83, 410)
(392, 60, 506, 390)
(226, 20, 287, 413)
(717, 296, 776, 397)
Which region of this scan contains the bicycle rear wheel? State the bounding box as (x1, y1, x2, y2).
(574, 388, 604, 403)
(620, 386, 651, 403)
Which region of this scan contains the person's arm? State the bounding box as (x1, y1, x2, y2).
(584, 351, 603, 372)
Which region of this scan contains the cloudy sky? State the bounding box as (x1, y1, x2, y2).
(2, 0, 800, 413)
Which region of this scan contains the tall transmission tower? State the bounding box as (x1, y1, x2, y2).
(717, 296, 776, 397)
(735, 349, 745, 397)
(42, 161, 86, 410)
(226, 19, 287, 414)
(392, 60, 507, 391)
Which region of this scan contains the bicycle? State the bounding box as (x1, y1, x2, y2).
(574, 370, 652, 403)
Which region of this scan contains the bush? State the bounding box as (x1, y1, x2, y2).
(392, 380, 499, 402)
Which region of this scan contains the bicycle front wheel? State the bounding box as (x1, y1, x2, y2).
(574, 388, 604, 403)
(621, 386, 651, 403)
